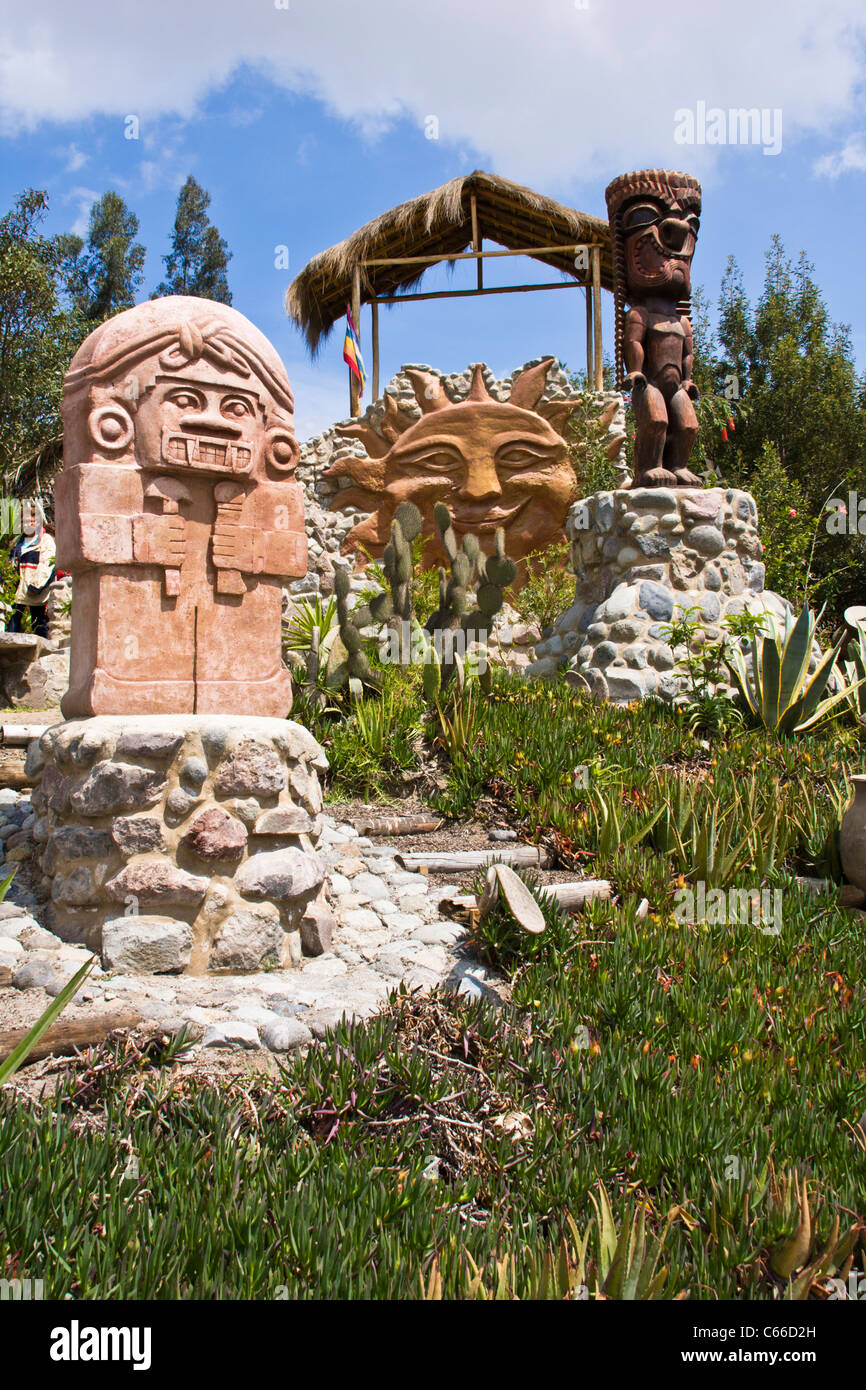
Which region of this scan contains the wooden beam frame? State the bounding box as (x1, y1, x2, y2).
(375, 281, 583, 306)
(354, 236, 608, 407)
(370, 296, 380, 402)
(591, 244, 603, 392)
(470, 193, 483, 291)
(360, 242, 603, 269)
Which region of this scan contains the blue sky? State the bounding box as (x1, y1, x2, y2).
(1, 0, 865, 438)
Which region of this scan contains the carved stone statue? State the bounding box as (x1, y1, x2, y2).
(57, 297, 306, 717)
(605, 170, 702, 487)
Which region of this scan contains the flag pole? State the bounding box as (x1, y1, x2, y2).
(350, 264, 362, 418)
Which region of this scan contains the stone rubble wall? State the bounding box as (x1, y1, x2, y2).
(26, 715, 332, 975)
(528, 486, 803, 702)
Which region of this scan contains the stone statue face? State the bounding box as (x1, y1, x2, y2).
(132, 361, 266, 478)
(63, 296, 301, 481)
(621, 192, 700, 299)
(327, 360, 581, 565)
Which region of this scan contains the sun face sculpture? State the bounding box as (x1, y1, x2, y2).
(326, 357, 587, 566)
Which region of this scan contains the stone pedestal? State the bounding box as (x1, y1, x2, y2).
(529, 486, 794, 702)
(26, 716, 330, 974)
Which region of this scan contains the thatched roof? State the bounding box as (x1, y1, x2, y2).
(285, 170, 613, 355)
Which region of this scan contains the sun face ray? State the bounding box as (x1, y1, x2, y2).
(509, 356, 555, 410)
(331, 421, 390, 458)
(404, 369, 449, 413)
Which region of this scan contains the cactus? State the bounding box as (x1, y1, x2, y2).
(381, 502, 421, 624)
(421, 507, 517, 693)
(324, 501, 516, 707)
(332, 567, 380, 697)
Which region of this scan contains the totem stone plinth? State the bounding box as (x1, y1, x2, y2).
(27, 716, 332, 974)
(30, 298, 334, 975)
(529, 486, 799, 702)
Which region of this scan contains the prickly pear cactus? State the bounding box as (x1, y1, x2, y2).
(333, 567, 380, 696)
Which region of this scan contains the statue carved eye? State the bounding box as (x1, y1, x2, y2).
(623, 203, 661, 231)
(221, 396, 253, 420)
(497, 442, 556, 469)
(402, 449, 461, 473)
(165, 388, 204, 410)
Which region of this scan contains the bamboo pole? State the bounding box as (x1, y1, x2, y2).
(592, 245, 603, 392)
(350, 263, 362, 418)
(360, 243, 601, 268)
(470, 193, 483, 290)
(376, 281, 582, 306)
(370, 297, 380, 402)
(585, 285, 594, 389)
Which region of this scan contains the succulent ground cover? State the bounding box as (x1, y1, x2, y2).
(2, 675, 864, 1299)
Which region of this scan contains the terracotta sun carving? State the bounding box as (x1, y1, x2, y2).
(327, 357, 590, 565)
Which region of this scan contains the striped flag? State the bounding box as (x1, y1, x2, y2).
(343, 305, 366, 392)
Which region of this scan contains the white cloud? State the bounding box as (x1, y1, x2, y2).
(814, 132, 866, 178)
(0, 1, 864, 189)
(61, 141, 87, 172)
(64, 185, 100, 237)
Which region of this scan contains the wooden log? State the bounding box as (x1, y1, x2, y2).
(442, 878, 612, 915)
(395, 846, 549, 872)
(0, 725, 55, 746)
(585, 283, 594, 387)
(0, 1009, 144, 1066)
(354, 814, 442, 837)
(539, 879, 612, 910)
(0, 761, 32, 789)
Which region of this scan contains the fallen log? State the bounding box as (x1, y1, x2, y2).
(441, 877, 612, 921)
(538, 880, 612, 910)
(395, 846, 549, 873)
(354, 814, 443, 837)
(0, 1009, 144, 1067)
(0, 725, 55, 747)
(0, 761, 33, 789)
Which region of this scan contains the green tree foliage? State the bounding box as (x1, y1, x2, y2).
(0, 190, 86, 479)
(154, 176, 232, 303)
(695, 239, 866, 613)
(71, 191, 146, 321)
(744, 442, 813, 606)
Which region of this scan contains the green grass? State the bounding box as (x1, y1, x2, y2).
(2, 677, 865, 1298)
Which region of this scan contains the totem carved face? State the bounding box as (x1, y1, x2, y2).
(132, 367, 265, 478)
(328, 359, 580, 565)
(619, 188, 700, 300)
(63, 297, 301, 484)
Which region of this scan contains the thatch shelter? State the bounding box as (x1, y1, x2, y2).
(285, 170, 613, 414)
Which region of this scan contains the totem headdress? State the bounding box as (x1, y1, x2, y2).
(604, 169, 702, 390)
(63, 297, 295, 418)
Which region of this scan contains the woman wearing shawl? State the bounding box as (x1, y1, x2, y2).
(7, 501, 56, 638)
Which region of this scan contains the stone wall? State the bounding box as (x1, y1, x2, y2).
(26, 715, 332, 974)
(529, 486, 800, 702)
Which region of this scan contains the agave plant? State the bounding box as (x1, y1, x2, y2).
(726, 603, 862, 735)
(842, 618, 866, 727)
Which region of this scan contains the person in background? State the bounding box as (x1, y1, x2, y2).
(8, 500, 56, 638)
